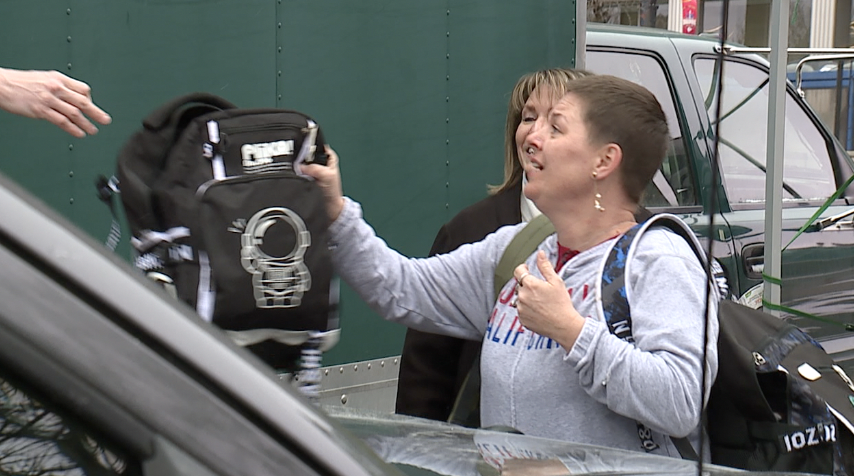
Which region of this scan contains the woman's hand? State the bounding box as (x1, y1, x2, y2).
(301, 145, 346, 221)
(513, 251, 584, 349)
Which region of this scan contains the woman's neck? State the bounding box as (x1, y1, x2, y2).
(552, 209, 637, 252)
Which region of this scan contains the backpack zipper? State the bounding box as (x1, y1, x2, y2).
(196, 171, 307, 198)
(220, 123, 306, 135)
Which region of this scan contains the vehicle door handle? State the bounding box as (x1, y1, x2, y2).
(742, 244, 764, 279)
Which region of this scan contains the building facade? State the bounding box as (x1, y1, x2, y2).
(588, 0, 854, 49)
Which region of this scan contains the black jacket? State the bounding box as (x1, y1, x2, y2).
(395, 181, 522, 421)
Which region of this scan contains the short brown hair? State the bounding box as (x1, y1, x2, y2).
(563, 75, 669, 204)
(490, 68, 594, 195)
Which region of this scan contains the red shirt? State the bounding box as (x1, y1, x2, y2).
(555, 233, 621, 272)
(555, 243, 580, 272)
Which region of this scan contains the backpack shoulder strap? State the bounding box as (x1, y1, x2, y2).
(596, 213, 708, 328)
(641, 213, 706, 264)
(595, 222, 642, 339)
(596, 213, 707, 459)
(493, 214, 555, 299)
(596, 213, 706, 323)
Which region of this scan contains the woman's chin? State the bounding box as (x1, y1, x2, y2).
(523, 184, 540, 201)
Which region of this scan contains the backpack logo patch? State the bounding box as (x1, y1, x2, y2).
(782, 423, 836, 452)
(241, 140, 294, 168)
(239, 207, 312, 308)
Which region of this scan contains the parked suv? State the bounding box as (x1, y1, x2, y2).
(585, 23, 854, 365)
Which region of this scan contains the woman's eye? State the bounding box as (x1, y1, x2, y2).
(522, 116, 535, 123)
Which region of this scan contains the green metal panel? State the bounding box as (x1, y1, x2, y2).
(0, 0, 576, 365)
(275, 1, 449, 363)
(446, 0, 577, 214)
(1, 0, 277, 256)
(0, 2, 72, 218)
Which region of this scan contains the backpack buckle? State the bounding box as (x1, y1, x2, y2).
(95, 175, 120, 203)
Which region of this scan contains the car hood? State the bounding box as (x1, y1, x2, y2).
(325, 406, 797, 476)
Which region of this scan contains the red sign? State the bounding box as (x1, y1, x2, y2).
(682, 0, 698, 35)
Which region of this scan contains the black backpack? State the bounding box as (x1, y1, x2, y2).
(626, 215, 854, 474)
(101, 92, 339, 373)
(451, 213, 854, 474)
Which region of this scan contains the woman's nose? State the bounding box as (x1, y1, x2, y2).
(526, 124, 545, 149)
(524, 117, 549, 143)
(532, 116, 548, 132)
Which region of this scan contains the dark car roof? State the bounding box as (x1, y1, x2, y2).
(586, 23, 711, 72)
(588, 22, 726, 46)
(586, 22, 765, 62)
(588, 22, 696, 39)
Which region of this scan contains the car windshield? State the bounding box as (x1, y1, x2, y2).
(326, 406, 815, 476)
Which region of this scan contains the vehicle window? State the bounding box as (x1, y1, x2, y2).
(0, 371, 140, 476)
(586, 50, 697, 207)
(694, 57, 837, 204)
(796, 58, 854, 150)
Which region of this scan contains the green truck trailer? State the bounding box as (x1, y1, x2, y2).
(0, 0, 580, 367)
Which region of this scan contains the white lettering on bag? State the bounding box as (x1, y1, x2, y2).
(241, 140, 295, 167)
(782, 423, 836, 452)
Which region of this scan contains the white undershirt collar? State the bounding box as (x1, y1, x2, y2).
(520, 173, 542, 223)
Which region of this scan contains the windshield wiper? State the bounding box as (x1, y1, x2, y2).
(810, 207, 854, 231)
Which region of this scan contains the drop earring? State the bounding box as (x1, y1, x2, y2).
(592, 171, 605, 212)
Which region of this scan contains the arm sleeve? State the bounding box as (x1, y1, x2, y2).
(566, 231, 719, 437)
(329, 198, 517, 340)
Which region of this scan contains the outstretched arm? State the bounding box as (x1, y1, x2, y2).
(0, 68, 111, 138)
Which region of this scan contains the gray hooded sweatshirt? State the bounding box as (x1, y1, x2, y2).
(329, 198, 719, 458)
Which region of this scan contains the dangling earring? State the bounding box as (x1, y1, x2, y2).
(592, 171, 605, 212)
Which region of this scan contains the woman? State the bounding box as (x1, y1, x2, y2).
(303, 75, 718, 457)
(395, 68, 594, 423)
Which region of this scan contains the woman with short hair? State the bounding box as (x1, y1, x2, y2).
(303, 74, 718, 458)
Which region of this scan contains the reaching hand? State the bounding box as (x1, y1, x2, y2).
(513, 250, 584, 349)
(300, 145, 346, 221)
(0, 68, 111, 138)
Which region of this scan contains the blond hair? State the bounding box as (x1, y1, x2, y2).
(489, 68, 594, 195)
